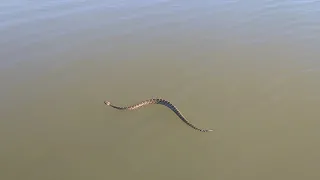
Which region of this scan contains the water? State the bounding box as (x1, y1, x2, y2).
(1, 1, 320, 179)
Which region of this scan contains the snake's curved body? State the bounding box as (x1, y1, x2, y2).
(104, 98, 213, 132)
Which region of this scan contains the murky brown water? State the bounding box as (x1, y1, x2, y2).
(1, 1, 320, 180)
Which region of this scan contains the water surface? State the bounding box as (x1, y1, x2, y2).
(1, 1, 320, 180)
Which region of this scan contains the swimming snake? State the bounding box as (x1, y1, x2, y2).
(104, 98, 213, 132)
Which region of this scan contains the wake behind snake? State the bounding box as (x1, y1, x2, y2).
(104, 98, 213, 132)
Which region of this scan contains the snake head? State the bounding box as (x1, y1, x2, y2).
(104, 101, 111, 106)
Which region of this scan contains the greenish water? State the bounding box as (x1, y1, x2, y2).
(1, 1, 320, 180)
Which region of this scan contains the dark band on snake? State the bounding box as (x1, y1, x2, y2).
(104, 98, 213, 132)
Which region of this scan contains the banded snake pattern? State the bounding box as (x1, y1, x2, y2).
(104, 98, 213, 132)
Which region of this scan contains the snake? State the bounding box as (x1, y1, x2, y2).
(104, 98, 213, 132)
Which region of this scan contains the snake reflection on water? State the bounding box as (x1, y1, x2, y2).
(104, 98, 213, 132)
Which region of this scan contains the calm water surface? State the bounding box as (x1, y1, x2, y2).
(1, 1, 320, 180)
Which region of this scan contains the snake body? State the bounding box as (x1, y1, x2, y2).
(104, 98, 213, 132)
